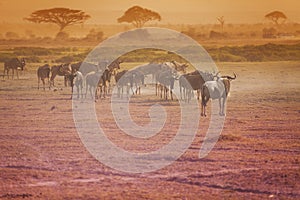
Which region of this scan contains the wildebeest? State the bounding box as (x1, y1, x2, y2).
(114, 70, 130, 98)
(85, 70, 102, 99)
(137, 61, 186, 83)
(96, 69, 113, 99)
(3, 58, 26, 79)
(114, 68, 145, 98)
(71, 60, 121, 75)
(96, 60, 122, 98)
(179, 70, 214, 102)
(165, 61, 188, 74)
(135, 62, 164, 82)
(73, 71, 84, 99)
(72, 60, 121, 97)
(71, 62, 98, 76)
(201, 73, 236, 116)
(37, 64, 50, 90)
(156, 67, 177, 100)
(127, 69, 145, 95)
(50, 63, 72, 87)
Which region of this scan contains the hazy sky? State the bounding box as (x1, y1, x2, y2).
(0, 0, 299, 24)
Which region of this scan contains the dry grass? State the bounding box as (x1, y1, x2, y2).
(0, 61, 299, 199)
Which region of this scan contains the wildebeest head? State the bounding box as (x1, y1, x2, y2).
(221, 73, 237, 81)
(171, 61, 188, 74)
(18, 58, 26, 70)
(60, 63, 72, 75)
(107, 60, 122, 72)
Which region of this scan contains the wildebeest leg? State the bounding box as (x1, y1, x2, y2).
(95, 87, 98, 99)
(76, 85, 80, 98)
(219, 98, 222, 115)
(126, 85, 130, 96)
(137, 86, 140, 95)
(89, 86, 93, 99)
(85, 84, 88, 98)
(117, 86, 120, 98)
(47, 77, 50, 90)
(12, 69, 14, 80)
(106, 83, 109, 95)
(80, 85, 83, 98)
(220, 97, 226, 116)
(185, 88, 189, 102)
(64, 76, 67, 87)
(42, 79, 46, 90)
(103, 85, 106, 98)
(70, 85, 74, 99)
(201, 97, 207, 117)
(164, 87, 168, 100)
(180, 85, 182, 100)
(120, 86, 123, 98)
(50, 72, 56, 88)
(37, 77, 40, 90)
(201, 101, 205, 117)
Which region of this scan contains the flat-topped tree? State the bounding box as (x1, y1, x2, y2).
(118, 6, 161, 28)
(265, 11, 287, 25)
(217, 16, 225, 33)
(24, 7, 90, 34)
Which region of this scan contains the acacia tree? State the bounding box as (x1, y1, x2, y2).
(265, 11, 287, 25)
(24, 8, 90, 33)
(117, 6, 161, 28)
(217, 16, 225, 33)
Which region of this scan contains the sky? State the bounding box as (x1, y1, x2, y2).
(0, 0, 299, 24)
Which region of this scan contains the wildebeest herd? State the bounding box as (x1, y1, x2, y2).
(3, 57, 236, 116)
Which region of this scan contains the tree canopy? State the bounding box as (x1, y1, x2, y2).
(117, 6, 161, 28)
(24, 7, 90, 32)
(265, 11, 287, 25)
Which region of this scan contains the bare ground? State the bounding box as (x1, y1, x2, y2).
(0, 61, 299, 199)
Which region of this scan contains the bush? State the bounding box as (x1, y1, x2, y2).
(119, 29, 150, 40)
(84, 29, 104, 41)
(55, 32, 69, 41)
(25, 56, 41, 63)
(14, 47, 52, 56)
(0, 53, 15, 62)
(5, 32, 19, 39)
(55, 52, 88, 63)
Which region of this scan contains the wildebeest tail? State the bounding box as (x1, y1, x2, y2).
(201, 84, 209, 106)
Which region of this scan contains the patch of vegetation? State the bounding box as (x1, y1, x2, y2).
(0, 43, 299, 63)
(0, 53, 15, 62)
(207, 43, 300, 62)
(119, 48, 187, 63)
(55, 52, 89, 63)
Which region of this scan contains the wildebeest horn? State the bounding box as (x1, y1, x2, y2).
(221, 72, 237, 80)
(213, 71, 220, 78)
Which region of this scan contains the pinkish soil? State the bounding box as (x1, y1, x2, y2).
(0, 62, 299, 199)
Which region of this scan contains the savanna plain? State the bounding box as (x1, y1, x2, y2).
(0, 53, 299, 199)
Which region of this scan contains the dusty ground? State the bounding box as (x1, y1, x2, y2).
(0, 61, 299, 199)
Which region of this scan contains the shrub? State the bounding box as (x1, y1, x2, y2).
(84, 29, 104, 41)
(5, 32, 19, 39)
(25, 56, 41, 63)
(0, 53, 15, 62)
(13, 47, 52, 56)
(55, 32, 69, 41)
(55, 52, 88, 63)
